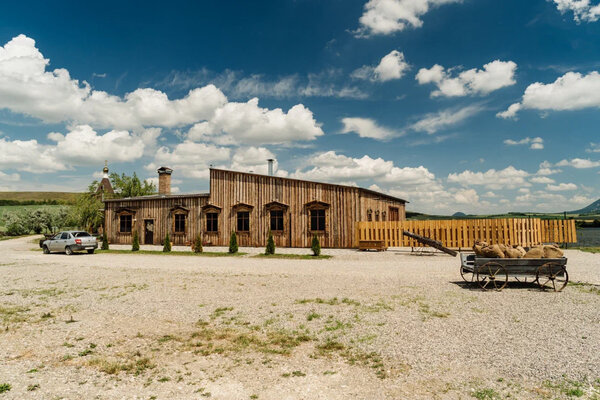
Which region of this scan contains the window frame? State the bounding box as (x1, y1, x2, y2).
(173, 213, 187, 234)
(310, 208, 326, 232)
(119, 213, 133, 234)
(270, 209, 285, 232)
(237, 211, 250, 232)
(206, 212, 219, 233)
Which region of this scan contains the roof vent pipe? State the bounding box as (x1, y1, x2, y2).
(267, 159, 274, 176)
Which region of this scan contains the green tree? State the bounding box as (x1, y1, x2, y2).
(265, 231, 275, 255)
(311, 234, 321, 257)
(101, 231, 109, 250)
(72, 182, 104, 232)
(163, 233, 171, 252)
(132, 230, 140, 251)
(194, 233, 203, 253)
(228, 231, 238, 254)
(109, 172, 156, 198)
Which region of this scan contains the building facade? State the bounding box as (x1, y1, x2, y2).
(104, 168, 407, 248)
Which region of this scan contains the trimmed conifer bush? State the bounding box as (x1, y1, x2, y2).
(228, 231, 238, 254)
(311, 234, 321, 256)
(132, 230, 140, 251)
(163, 233, 171, 252)
(265, 230, 275, 255)
(194, 233, 203, 253)
(101, 231, 109, 250)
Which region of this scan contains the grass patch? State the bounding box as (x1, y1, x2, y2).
(88, 356, 155, 375)
(0, 383, 11, 393)
(27, 383, 40, 391)
(307, 311, 321, 321)
(569, 281, 600, 295)
(543, 377, 597, 398)
(573, 247, 600, 254)
(95, 249, 247, 257)
(471, 388, 500, 399)
(295, 297, 360, 306)
(253, 254, 332, 260)
(0, 304, 30, 323)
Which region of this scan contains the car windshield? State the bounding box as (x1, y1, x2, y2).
(53, 233, 62, 240)
(72, 232, 91, 237)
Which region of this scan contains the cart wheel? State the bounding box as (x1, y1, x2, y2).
(536, 263, 568, 292)
(460, 266, 475, 283)
(476, 262, 509, 291)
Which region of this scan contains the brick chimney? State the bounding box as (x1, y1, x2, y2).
(157, 167, 173, 195)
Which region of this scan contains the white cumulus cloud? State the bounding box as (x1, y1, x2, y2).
(498, 71, 600, 119)
(447, 166, 530, 190)
(351, 50, 409, 82)
(416, 60, 517, 97)
(145, 141, 231, 179)
(556, 158, 600, 168)
(531, 176, 556, 184)
(187, 98, 323, 145)
(552, 0, 600, 22)
(547, 182, 578, 191)
(340, 117, 402, 140)
(355, 0, 462, 37)
(503, 137, 544, 150)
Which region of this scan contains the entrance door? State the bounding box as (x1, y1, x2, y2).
(389, 207, 399, 221)
(144, 220, 154, 245)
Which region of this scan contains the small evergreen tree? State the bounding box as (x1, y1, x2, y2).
(101, 230, 109, 250)
(311, 234, 321, 257)
(132, 230, 140, 251)
(163, 233, 171, 252)
(228, 231, 238, 254)
(194, 233, 203, 253)
(265, 230, 275, 255)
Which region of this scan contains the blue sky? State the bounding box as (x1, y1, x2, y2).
(0, 0, 599, 214)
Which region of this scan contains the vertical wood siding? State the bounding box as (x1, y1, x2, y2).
(105, 169, 406, 248)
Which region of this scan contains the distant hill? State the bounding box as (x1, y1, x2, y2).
(452, 212, 467, 217)
(0, 192, 79, 205)
(569, 199, 600, 215)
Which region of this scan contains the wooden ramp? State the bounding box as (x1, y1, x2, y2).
(402, 230, 458, 257)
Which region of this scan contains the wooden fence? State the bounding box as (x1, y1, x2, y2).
(355, 219, 577, 249)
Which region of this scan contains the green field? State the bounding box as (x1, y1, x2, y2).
(0, 191, 79, 203)
(407, 211, 600, 222)
(0, 205, 69, 231)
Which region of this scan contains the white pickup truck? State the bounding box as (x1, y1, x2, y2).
(42, 231, 98, 255)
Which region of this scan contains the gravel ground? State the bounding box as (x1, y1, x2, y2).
(0, 236, 599, 399)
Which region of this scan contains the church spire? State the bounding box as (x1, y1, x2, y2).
(103, 160, 109, 178)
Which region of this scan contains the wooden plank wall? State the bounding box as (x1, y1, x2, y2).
(104, 196, 209, 246)
(105, 169, 406, 248)
(356, 219, 577, 248)
(209, 169, 406, 248)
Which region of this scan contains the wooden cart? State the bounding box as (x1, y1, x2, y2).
(460, 253, 568, 292)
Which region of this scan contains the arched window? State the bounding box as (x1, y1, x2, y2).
(202, 205, 222, 234)
(305, 201, 329, 232)
(170, 205, 189, 236)
(232, 203, 254, 233)
(265, 201, 288, 233)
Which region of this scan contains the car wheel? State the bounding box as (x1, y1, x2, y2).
(87, 249, 95, 254)
(43, 245, 50, 254)
(65, 246, 73, 255)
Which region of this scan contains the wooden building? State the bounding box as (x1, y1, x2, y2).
(104, 167, 407, 248)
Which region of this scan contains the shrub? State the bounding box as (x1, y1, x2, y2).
(311, 234, 321, 256)
(101, 231, 109, 250)
(132, 230, 140, 251)
(163, 233, 171, 252)
(265, 230, 275, 255)
(229, 231, 238, 254)
(194, 233, 203, 253)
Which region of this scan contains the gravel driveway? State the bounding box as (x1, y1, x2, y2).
(0, 236, 599, 399)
